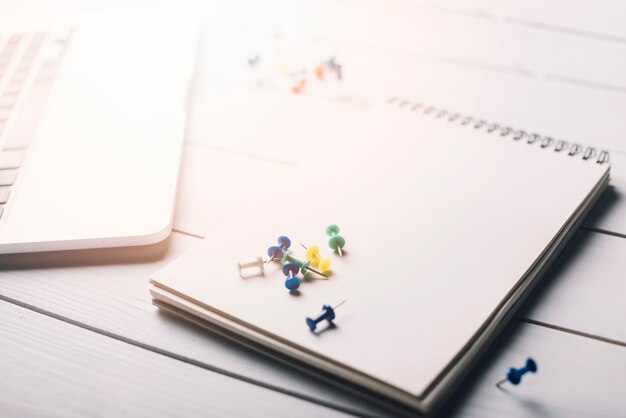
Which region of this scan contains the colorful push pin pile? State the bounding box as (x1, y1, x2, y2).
(247, 52, 343, 93)
(283, 56, 342, 94)
(314, 58, 342, 81)
(326, 224, 345, 256)
(282, 251, 328, 279)
(304, 245, 332, 273)
(282, 262, 301, 291)
(267, 235, 292, 263)
(496, 357, 538, 388)
(242, 227, 347, 329)
(306, 300, 346, 332)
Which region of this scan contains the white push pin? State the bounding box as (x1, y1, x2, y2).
(238, 257, 265, 279)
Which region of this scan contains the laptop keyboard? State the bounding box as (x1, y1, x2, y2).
(0, 30, 70, 219)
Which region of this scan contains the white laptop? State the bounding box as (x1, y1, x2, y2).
(0, 12, 198, 254)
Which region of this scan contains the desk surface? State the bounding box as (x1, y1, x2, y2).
(1, 1, 625, 417)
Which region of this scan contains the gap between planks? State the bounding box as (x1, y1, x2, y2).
(172, 228, 205, 240)
(516, 317, 626, 349)
(579, 225, 626, 240)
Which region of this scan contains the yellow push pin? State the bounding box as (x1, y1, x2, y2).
(277, 61, 289, 74)
(301, 244, 332, 273)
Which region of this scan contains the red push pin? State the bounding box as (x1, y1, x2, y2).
(292, 79, 306, 94)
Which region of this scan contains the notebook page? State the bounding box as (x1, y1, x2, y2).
(152, 103, 608, 396)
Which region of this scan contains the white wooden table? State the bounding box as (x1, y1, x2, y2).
(1, 1, 625, 416)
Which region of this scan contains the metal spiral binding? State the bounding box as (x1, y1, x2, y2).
(387, 97, 610, 164)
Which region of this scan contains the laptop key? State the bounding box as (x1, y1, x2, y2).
(0, 169, 17, 186)
(2, 75, 54, 150)
(0, 187, 10, 203)
(0, 150, 25, 169)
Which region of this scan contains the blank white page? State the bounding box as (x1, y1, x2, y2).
(152, 101, 608, 397)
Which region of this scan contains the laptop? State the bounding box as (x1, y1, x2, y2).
(0, 12, 198, 254)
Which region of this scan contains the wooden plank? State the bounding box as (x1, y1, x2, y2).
(517, 229, 626, 345)
(443, 321, 626, 417)
(0, 300, 351, 418)
(0, 232, 399, 418)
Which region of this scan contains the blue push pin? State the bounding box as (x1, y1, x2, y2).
(267, 236, 291, 264)
(325, 57, 342, 80)
(496, 357, 538, 388)
(282, 262, 301, 292)
(333, 63, 342, 80)
(306, 300, 346, 332)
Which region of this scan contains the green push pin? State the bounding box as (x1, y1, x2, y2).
(326, 224, 345, 256)
(281, 251, 328, 279)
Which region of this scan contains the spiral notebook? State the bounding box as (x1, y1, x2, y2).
(149, 98, 610, 416)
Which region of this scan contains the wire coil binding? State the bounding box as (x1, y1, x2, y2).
(387, 97, 610, 164)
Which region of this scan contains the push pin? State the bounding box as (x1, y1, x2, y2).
(292, 79, 306, 94)
(333, 64, 342, 80)
(277, 61, 290, 74)
(303, 244, 332, 273)
(247, 54, 260, 68)
(282, 262, 301, 291)
(267, 236, 291, 264)
(326, 57, 338, 70)
(315, 65, 325, 80)
(306, 300, 346, 332)
(496, 357, 537, 388)
(326, 224, 345, 256)
(237, 257, 265, 278)
(325, 58, 342, 80)
(282, 251, 328, 278)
